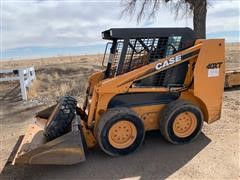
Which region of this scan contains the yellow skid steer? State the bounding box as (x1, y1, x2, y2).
(13, 28, 225, 165)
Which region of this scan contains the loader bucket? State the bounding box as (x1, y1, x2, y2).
(12, 114, 86, 165)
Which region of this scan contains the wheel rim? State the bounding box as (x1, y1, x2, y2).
(108, 120, 137, 149)
(173, 111, 197, 138)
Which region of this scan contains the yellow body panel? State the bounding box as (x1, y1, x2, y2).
(193, 39, 225, 123)
(131, 104, 165, 130)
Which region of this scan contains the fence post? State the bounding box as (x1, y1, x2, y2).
(19, 69, 27, 100)
(26, 68, 30, 87)
(1, 67, 36, 101)
(31, 67, 36, 80)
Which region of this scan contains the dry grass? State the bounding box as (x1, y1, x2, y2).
(1, 55, 103, 70)
(27, 79, 42, 99)
(20, 55, 101, 103)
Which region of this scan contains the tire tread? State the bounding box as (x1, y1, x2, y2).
(44, 96, 77, 140)
(160, 99, 203, 144)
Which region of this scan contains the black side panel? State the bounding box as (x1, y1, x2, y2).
(108, 92, 180, 108)
(162, 61, 189, 86)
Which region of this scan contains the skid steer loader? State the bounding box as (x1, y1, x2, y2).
(12, 28, 225, 165)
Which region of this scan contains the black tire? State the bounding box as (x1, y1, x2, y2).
(96, 107, 145, 156)
(159, 99, 203, 144)
(44, 96, 77, 140)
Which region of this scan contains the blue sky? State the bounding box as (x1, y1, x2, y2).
(1, 0, 239, 60)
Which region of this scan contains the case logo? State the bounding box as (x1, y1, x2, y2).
(155, 54, 182, 70)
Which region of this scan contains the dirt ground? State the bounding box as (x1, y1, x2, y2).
(0, 43, 239, 179)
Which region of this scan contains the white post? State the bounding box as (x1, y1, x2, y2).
(19, 69, 27, 100)
(0, 67, 36, 101)
(26, 68, 30, 87)
(31, 67, 36, 81)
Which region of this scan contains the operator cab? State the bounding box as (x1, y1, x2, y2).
(102, 28, 196, 87)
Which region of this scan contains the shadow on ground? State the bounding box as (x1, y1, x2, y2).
(0, 83, 22, 102)
(1, 131, 211, 180)
(224, 85, 240, 92)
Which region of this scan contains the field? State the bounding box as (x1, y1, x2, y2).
(0, 43, 239, 179)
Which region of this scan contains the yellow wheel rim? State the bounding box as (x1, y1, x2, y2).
(173, 111, 197, 138)
(108, 120, 137, 149)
